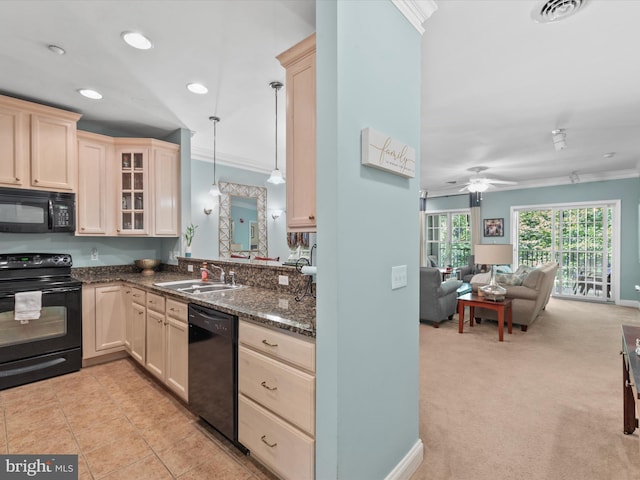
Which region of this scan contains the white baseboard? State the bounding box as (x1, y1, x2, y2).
(619, 299, 640, 310)
(385, 438, 424, 480)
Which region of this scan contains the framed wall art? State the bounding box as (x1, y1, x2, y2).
(484, 218, 504, 237)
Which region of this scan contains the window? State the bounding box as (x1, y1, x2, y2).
(424, 210, 471, 268)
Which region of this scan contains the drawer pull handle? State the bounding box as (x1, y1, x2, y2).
(262, 339, 278, 347)
(260, 381, 277, 391)
(157, 318, 162, 324)
(138, 311, 143, 316)
(626, 380, 635, 388)
(308, 214, 315, 220)
(170, 307, 176, 312)
(133, 294, 141, 298)
(261, 435, 277, 448)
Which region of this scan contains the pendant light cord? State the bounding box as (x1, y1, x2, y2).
(209, 116, 220, 184)
(274, 85, 278, 170)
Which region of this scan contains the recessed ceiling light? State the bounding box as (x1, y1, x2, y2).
(603, 152, 616, 158)
(78, 89, 103, 100)
(47, 44, 66, 55)
(187, 83, 208, 95)
(121, 31, 153, 50)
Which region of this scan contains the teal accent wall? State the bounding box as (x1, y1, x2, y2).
(189, 160, 288, 261)
(427, 177, 640, 301)
(316, 2, 422, 478)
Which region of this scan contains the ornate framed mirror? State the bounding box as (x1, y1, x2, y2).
(218, 182, 268, 258)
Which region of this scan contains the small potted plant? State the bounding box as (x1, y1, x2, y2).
(184, 223, 198, 257)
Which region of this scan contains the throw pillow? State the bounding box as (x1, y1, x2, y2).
(495, 272, 526, 286)
(515, 265, 534, 276)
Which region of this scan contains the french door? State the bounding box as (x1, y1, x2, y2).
(513, 202, 617, 303)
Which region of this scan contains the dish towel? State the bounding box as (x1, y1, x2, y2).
(14, 291, 43, 323)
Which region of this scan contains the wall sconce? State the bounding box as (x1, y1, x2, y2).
(204, 205, 213, 215)
(271, 209, 283, 221)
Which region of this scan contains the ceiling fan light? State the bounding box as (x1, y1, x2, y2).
(468, 182, 488, 193)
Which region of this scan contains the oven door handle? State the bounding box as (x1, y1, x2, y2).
(0, 286, 81, 298)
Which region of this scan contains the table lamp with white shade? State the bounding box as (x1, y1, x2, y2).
(474, 244, 513, 301)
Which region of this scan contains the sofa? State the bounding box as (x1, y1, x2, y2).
(470, 262, 559, 331)
(420, 267, 463, 327)
(456, 255, 487, 283)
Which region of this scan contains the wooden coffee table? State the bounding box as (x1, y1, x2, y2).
(457, 293, 513, 341)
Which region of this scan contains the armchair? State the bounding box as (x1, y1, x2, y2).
(420, 267, 463, 327)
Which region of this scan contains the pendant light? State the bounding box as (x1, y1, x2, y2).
(209, 116, 221, 197)
(266, 81, 285, 185)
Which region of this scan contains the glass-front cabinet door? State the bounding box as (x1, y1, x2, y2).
(118, 147, 149, 235)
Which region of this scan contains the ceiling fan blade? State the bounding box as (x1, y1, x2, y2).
(483, 178, 518, 185)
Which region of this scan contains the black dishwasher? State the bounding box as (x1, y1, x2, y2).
(188, 303, 238, 445)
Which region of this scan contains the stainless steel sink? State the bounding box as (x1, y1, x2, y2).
(153, 279, 241, 294)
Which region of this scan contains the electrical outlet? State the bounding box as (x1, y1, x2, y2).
(187, 264, 194, 273)
(279, 275, 289, 286)
(391, 265, 407, 290)
(90, 248, 98, 261)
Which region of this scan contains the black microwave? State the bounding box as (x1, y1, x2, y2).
(0, 187, 75, 233)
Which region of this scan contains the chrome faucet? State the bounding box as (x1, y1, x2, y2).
(200, 264, 225, 283)
(229, 271, 236, 287)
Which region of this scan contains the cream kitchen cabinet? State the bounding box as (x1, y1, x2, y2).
(123, 287, 146, 365)
(277, 33, 317, 233)
(77, 131, 114, 235)
(81, 283, 126, 361)
(238, 319, 316, 480)
(145, 293, 188, 401)
(0, 94, 81, 191)
(76, 133, 180, 237)
(165, 299, 189, 401)
(145, 292, 166, 379)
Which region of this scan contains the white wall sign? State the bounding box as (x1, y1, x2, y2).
(361, 127, 416, 178)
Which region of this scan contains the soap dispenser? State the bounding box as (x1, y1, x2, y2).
(201, 262, 208, 281)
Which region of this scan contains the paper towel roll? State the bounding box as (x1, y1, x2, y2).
(301, 266, 317, 275)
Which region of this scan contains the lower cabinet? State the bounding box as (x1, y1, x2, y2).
(82, 283, 126, 360)
(238, 318, 316, 480)
(145, 292, 188, 401)
(83, 283, 187, 401)
(124, 287, 146, 365)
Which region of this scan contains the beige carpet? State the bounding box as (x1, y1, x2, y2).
(411, 297, 640, 480)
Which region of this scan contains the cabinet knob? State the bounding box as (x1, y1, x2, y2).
(33, 179, 39, 183)
(15, 177, 20, 182)
(308, 214, 315, 220)
(157, 318, 162, 324)
(80, 227, 85, 231)
(138, 311, 143, 316)
(260, 435, 277, 448)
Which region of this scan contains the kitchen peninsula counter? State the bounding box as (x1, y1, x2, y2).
(73, 270, 316, 338)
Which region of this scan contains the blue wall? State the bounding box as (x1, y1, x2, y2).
(426, 177, 640, 301)
(189, 159, 289, 261)
(316, 2, 422, 478)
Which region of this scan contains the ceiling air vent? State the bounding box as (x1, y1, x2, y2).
(531, 0, 587, 23)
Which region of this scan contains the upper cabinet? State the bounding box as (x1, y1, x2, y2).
(76, 133, 180, 237)
(0, 94, 81, 192)
(277, 34, 317, 233)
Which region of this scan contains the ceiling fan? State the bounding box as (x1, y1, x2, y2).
(455, 166, 518, 193)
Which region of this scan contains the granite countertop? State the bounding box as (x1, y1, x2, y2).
(72, 271, 316, 338)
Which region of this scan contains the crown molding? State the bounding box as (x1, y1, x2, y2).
(427, 169, 640, 198)
(392, 0, 438, 35)
(191, 145, 274, 175)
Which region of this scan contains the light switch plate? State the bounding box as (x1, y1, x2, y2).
(187, 264, 194, 273)
(391, 265, 407, 290)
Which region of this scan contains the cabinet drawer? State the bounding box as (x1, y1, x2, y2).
(240, 320, 315, 372)
(239, 394, 314, 480)
(166, 299, 187, 322)
(130, 287, 146, 305)
(146, 292, 165, 313)
(239, 346, 315, 435)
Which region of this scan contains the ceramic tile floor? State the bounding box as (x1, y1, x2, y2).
(0, 358, 278, 480)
